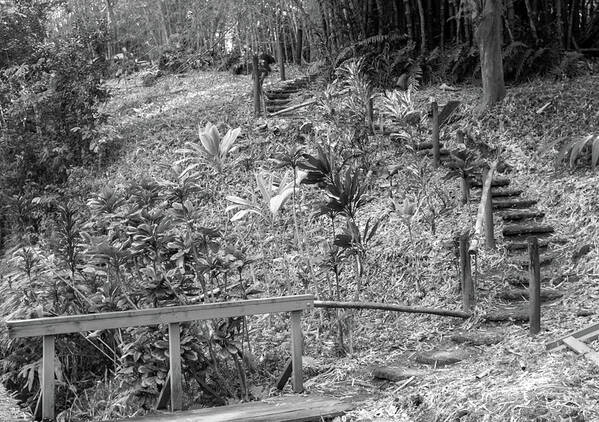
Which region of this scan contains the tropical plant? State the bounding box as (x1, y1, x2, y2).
(177, 122, 241, 172)
(561, 134, 599, 170)
(226, 172, 296, 222)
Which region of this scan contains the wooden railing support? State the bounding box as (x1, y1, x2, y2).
(459, 234, 474, 310)
(528, 237, 541, 335)
(168, 322, 183, 410)
(42, 335, 55, 421)
(431, 102, 440, 168)
(290, 310, 304, 393)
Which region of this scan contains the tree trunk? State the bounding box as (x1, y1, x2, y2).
(403, 0, 414, 39)
(555, 0, 565, 48)
(477, 0, 506, 109)
(416, 0, 427, 52)
(524, 0, 540, 45)
(440, 0, 446, 51)
(295, 27, 303, 64)
(376, 0, 385, 34)
(105, 0, 117, 58)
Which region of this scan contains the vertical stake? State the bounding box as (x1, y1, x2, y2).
(459, 234, 474, 310)
(278, 32, 286, 81)
(432, 101, 440, 168)
(168, 322, 183, 411)
(252, 55, 261, 117)
(483, 167, 496, 249)
(290, 310, 303, 393)
(528, 237, 541, 335)
(42, 335, 55, 421)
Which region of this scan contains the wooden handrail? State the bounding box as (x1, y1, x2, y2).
(5, 295, 314, 421)
(7, 295, 314, 338)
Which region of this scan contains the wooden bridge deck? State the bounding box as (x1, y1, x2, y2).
(116, 395, 354, 422)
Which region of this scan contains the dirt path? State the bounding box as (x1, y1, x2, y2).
(0, 383, 30, 421)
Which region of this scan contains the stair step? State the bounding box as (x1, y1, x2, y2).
(506, 274, 551, 287)
(512, 253, 556, 268)
(265, 98, 292, 106)
(493, 199, 538, 210)
(499, 210, 546, 222)
(505, 239, 551, 252)
(498, 288, 563, 302)
(470, 177, 511, 188)
(264, 92, 291, 100)
(472, 189, 525, 202)
(414, 142, 445, 151)
(503, 224, 554, 237)
(485, 306, 530, 323)
(418, 148, 450, 157)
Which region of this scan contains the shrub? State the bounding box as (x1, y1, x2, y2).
(0, 36, 109, 192)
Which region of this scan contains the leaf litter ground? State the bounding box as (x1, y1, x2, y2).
(90, 70, 599, 421)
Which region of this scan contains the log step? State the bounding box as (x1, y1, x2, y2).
(503, 224, 554, 237)
(512, 253, 556, 268)
(414, 142, 445, 151)
(265, 98, 292, 106)
(493, 199, 538, 210)
(485, 306, 530, 323)
(505, 239, 551, 252)
(264, 92, 292, 100)
(418, 148, 450, 157)
(498, 288, 563, 302)
(490, 188, 523, 197)
(499, 210, 546, 222)
(506, 274, 551, 287)
(472, 189, 525, 202)
(470, 177, 511, 188)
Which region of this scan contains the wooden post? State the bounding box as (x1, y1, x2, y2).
(289, 310, 303, 392)
(252, 55, 261, 117)
(366, 96, 375, 134)
(460, 177, 470, 205)
(483, 167, 495, 249)
(168, 322, 183, 411)
(459, 234, 474, 310)
(278, 32, 286, 81)
(431, 101, 440, 168)
(528, 237, 541, 335)
(42, 335, 55, 421)
(458, 131, 469, 204)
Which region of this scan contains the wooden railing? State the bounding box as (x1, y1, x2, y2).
(6, 294, 315, 421)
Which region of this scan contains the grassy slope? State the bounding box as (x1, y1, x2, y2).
(85, 70, 599, 421)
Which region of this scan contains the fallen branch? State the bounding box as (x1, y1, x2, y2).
(470, 160, 498, 253)
(268, 88, 349, 117)
(313, 300, 471, 319)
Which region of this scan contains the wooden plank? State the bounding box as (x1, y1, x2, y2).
(7, 295, 314, 338)
(528, 237, 541, 335)
(546, 321, 599, 351)
(169, 323, 183, 411)
(42, 335, 55, 421)
(290, 311, 303, 393)
(114, 395, 354, 422)
(563, 336, 599, 365)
